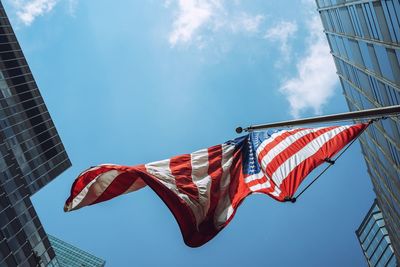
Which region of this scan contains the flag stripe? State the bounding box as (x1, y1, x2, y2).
(271, 126, 351, 187)
(249, 180, 271, 192)
(198, 145, 223, 231)
(256, 128, 305, 162)
(226, 147, 250, 217)
(94, 171, 138, 204)
(246, 175, 267, 188)
(132, 165, 200, 247)
(145, 159, 202, 224)
(280, 124, 366, 196)
(244, 171, 266, 184)
(190, 148, 212, 219)
(263, 126, 339, 178)
(170, 154, 199, 202)
(246, 175, 280, 198)
(122, 177, 147, 194)
(73, 169, 121, 210)
(213, 144, 236, 228)
(67, 166, 109, 204)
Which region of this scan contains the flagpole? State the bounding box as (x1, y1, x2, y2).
(236, 105, 400, 133)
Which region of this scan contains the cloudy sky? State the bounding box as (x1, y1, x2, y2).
(3, 0, 375, 266)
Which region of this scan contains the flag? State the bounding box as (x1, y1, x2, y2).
(64, 123, 368, 247)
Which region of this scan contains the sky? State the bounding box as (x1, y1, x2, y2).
(3, 0, 376, 266)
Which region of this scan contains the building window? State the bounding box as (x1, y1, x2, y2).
(387, 48, 400, 84)
(381, 0, 400, 43)
(339, 7, 355, 35)
(356, 4, 370, 38)
(372, 1, 392, 42)
(349, 39, 364, 66)
(363, 2, 380, 40)
(367, 43, 381, 75)
(374, 45, 395, 82)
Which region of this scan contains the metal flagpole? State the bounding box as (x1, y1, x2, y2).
(235, 105, 400, 133)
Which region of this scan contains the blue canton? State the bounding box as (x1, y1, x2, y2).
(243, 129, 281, 175)
(226, 130, 282, 176)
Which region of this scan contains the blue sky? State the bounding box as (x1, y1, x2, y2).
(4, 0, 375, 266)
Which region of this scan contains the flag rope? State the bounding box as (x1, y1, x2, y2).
(286, 118, 380, 203)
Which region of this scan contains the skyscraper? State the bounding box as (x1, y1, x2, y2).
(316, 0, 400, 260)
(48, 235, 106, 267)
(356, 199, 396, 266)
(0, 2, 71, 266)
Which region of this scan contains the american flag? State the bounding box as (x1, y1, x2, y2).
(65, 123, 367, 247)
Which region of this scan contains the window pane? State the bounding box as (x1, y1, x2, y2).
(374, 45, 394, 82)
(373, 2, 391, 42)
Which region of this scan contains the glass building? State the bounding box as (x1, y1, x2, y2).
(356, 199, 396, 266)
(48, 235, 106, 267)
(316, 0, 400, 261)
(0, 2, 71, 266)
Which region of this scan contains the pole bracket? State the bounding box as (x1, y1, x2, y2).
(235, 127, 243, 134)
(324, 158, 335, 165)
(284, 196, 297, 203)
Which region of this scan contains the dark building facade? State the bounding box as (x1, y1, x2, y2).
(356, 199, 396, 266)
(316, 0, 400, 260)
(0, 2, 71, 266)
(48, 235, 106, 267)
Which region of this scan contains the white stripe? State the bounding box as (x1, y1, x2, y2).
(255, 129, 295, 156)
(271, 126, 351, 186)
(214, 144, 236, 228)
(220, 144, 235, 187)
(249, 180, 271, 192)
(145, 159, 203, 225)
(190, 148, 211, 219)
(214, 204, 234, 229)
(70, 169, 121, 210)
(76, 165, 101, 178)
(270, 187, 281, 197)
(244, 171, 266, 184)
(122, 178, 147, 194)
(259, 127, 326, 171)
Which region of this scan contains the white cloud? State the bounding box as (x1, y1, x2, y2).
(7, 0, 79, 25)
(264, 20, 297, 63)
(279, 16, 338, 118)
(168, 0, 216, 46)
(9, 0, 58, 26)
(166, 0, 265, 46)
(231, 13, 264, 33)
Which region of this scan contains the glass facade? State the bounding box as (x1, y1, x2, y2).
(356, 200, 396, 266)
(0, 1, 71, 266)
(316, 0, 400, 261)
(48, 235, 106, 267)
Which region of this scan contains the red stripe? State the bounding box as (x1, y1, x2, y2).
(170, 154, 199, 202)
(280, 124, 367, 198)
(66, 166, 116, 206)
(93, 171, 139, 204)
(65, 165, 138, 208)
(259, 185, 281, 201)
(257, 128, 306, 165)
(245, 175, 268, 188)
(131, 165, 201, 247)
(197, 145, 223, 233)
(221, 143, 251, 227)
(264, 126, 339, 179)
(244, 175, 280, 198)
